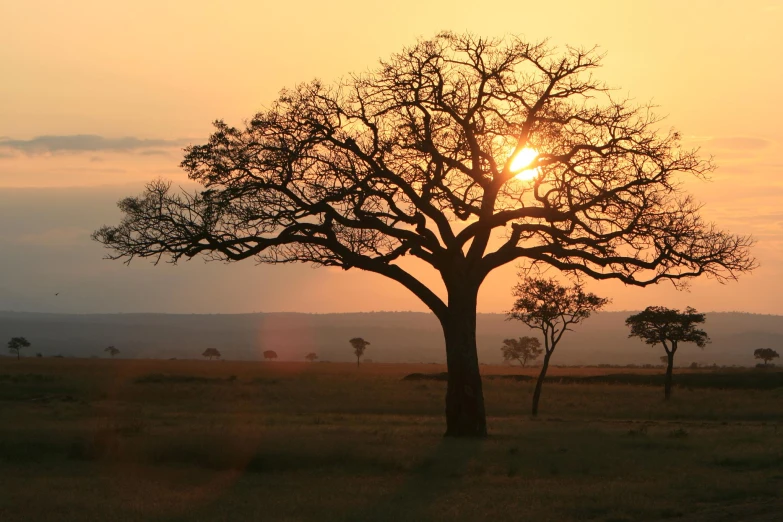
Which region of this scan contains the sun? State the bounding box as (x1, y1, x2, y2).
(509, 147, 539, 180)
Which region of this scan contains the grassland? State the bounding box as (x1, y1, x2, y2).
(1, 358, 782, 522)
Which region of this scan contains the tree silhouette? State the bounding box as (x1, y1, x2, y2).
(500, 337, 542, 368)
(349, 338, 370, 367)
(508, 277, 609, 416)
(754, 348, 779, 367)
(202, 347, 221, 360)
(7, 337, 31, 360)
(104, 346, 120, 357)
(93, 33, 755, 437)
(305, 352, 319, 362)
(626, 306, 709, 400)
(263, 350, 278, 361)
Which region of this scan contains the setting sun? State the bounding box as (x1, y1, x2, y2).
(509, 147, 539, 180)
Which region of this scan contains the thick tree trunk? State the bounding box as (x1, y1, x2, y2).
(441, 289, 487, 438)
(531, 350, 552, 416)
(664, 351, 674, 400)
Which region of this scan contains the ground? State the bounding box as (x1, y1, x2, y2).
(1, 359, 781, 521)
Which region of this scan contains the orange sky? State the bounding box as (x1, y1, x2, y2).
(1, 1, 781, 315)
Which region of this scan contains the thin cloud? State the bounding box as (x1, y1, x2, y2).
(0, 135, 188, 155)
(138, 149, 171, 156)
(707, 137, 772, 150)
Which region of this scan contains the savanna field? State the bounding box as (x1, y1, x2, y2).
(1, 359, 782, 522)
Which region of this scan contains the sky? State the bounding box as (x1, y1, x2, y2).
(1, 0, 782, 315)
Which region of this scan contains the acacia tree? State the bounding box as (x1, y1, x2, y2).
(7, 337, 31, 360)
(93, 33, 755, 437)
(305, 352, 319, 362)
(508, 277, 609, 416)
(202, 347, 221, 360)
(104, 346, 120, 357)
(626, 306, 709, 400)
(754, 348, 779, 367)
(263, 350, 278, 360)
(501, 337, 542, 368)
(349, 337, 370, 367)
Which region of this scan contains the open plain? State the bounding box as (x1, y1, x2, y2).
(1, 358, 782, 521)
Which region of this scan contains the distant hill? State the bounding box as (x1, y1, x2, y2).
(0, 311, 781, 366)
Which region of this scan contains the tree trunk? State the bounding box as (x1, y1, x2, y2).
(531, 350, 552, 416)
(664, 351, 674, 400)
(441, 288, 486, 438)
(357, 356, 360, 368)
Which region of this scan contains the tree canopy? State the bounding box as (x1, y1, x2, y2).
(626, 306, 709, 354)
(501, 337, 542, 367)
(202, 347, 221, 360)
(754, 348, 779, 366)
(94, 32, 754, 320)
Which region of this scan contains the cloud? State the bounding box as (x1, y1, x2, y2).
(0, 135, 188, 155)
(707, 137, 772, 150)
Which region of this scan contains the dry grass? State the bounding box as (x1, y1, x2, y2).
(1, 358, 782, 521)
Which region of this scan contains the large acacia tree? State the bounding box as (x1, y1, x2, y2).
(94, 33, 755, 437)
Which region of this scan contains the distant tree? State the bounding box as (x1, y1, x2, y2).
(689, 362, 699, 370)
(349, 338, 370, 368)
(508, 277, 609, 416)
(92, 33, 756, 438)
(35, 352, 42, 358)
(659, 355, 669, 364)
(500, 337, 543, 368)
(754, 348, 779, 367)
(305, 352, 319, 362)
(202, 347, 221, 360)
(263, 350, 278, 361)
(626, 306, 709, 400)
(104, 346, 120, 357)
(7, 337, 31, 360)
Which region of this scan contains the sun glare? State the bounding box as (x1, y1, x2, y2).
(510, 147, 539, 180)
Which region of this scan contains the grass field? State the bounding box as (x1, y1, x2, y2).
(1, 359, 782, 521)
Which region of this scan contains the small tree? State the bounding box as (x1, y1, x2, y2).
(263, 350, 278, 361)
(626, 306, 709, 400)
(508, 277, 609, 416)
(659, 355, 669, 364)
(754, 348, 780, 367)
(7, 337, 31, 360)
(202, 347, 221, 360)
(349, 338, 370, 367)
(305, 352, 319, 362)
(501, 337, 543, 368)
(104, 346, 120, 357)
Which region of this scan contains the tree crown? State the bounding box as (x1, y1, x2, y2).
(93, 33, 754, 318)
(754, 348, 779, 362)
(8, 337, 30, 350)
(508, 277, 609, 350)
(350, 337, 370, 356)
(625, 306, 709, 351)
(501, 336, 543, 364)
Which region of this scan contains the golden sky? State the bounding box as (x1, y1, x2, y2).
(1, 1, 781, 314)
